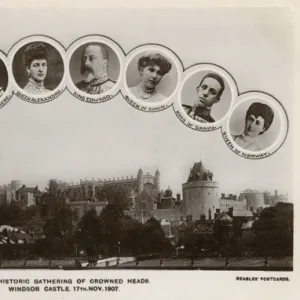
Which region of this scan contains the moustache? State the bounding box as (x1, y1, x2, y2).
(83, 66, 94, 74)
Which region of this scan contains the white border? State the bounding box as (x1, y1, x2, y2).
(0, 52, 13, 109)
(122, 44, 183, 112)
(8, 35, 66, 104)
(174, 63, 238, 132)
(222, 92, 288, 159)
(66, 35, 125, 103)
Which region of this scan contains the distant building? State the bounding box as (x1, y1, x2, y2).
(230, 208, 253, 219)
(238, 189, 289, 214)
(126, 186, 182, 223)
(219, 193, 247, 212)
(240, 189, 265, 213)
(1, 180, 22, 205)
(264, 190, 288, 206)
(54, 168, 183, 224)
(15, 185, 42, 207)
(56, 168, 161, 203)
(66, 200, 107, 221)
(0, 225, 36, 244)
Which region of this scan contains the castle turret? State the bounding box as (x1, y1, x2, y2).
(155, 169, 161, 191)
(138, 168, 143, 193)
(165, 186, 172, 198)
(11, 180, 21, 202)
(182, 161, 220, 220)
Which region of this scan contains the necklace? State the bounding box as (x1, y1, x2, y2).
(137, 84, 157, 100)
(26, 78, 48, 93)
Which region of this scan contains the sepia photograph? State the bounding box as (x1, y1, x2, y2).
(0, 4, 297, 300)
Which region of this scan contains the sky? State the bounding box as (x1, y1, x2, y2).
(0, 8, 294, 199)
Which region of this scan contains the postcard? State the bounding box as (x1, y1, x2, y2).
(0, 2, 298, 299)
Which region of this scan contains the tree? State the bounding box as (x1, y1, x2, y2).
(36, 207, 75, 257)
(98, 204, 129, 255)
(97, 185, 132, 210)
(142, 217, 173, 255)
(75, 209, 102, 256)
(46, 179, 59, 197)
(252, 203, 293, 257)
(43, 207, 74, 239)
(0, 204, 37, 227)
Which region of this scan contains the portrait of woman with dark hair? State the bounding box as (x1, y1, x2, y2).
(231, 102, 274, 151)
(0, 58, 8, 98)
(22, 42, 51, 94)
(129, 53, 172, 103)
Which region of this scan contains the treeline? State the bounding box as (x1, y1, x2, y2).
(34, 204, 172, 258)
(178, 202, 293, 258)
(0, 200, 293, 259)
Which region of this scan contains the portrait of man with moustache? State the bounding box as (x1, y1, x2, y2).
(75, 43, 116, 95)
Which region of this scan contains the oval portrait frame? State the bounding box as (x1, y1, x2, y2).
(0, 51, 13, 109)
(174, 63, 238, 132)
(122, 44, 183, 113)
(222, 91, 289, 160)
(8, 35, 66, 104)
(67, 35, 125, 104)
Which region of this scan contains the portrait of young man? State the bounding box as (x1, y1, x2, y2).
(75, 43, 116, 95)
(182, 73, 225, 123)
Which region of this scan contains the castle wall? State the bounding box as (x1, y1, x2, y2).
(219, 197, 247, 212)
(151, 208, 181, 221)
(182, 181, 219, 220)
(27, 193, 35, 206)
(242, 192, 265, 211)
(66, 201, 107, 220)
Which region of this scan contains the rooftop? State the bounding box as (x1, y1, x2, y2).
(187, 161, 214, 182)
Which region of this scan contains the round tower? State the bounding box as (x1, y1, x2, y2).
(182, 161, 220, 220)
(137, 168, 143, 193)
(155, 169, 161, 191)
(241, 189, 265, 212)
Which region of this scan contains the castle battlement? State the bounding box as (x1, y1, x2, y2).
(66, 200, 107, 205)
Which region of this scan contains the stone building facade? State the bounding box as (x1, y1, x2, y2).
(182, 161, 220, 220)
(219, 193, 247, 212)
(56, 168, 161, 204)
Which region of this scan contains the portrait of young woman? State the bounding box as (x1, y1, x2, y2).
(12, 40, 64, 95)
(126, 51, 177, 104)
